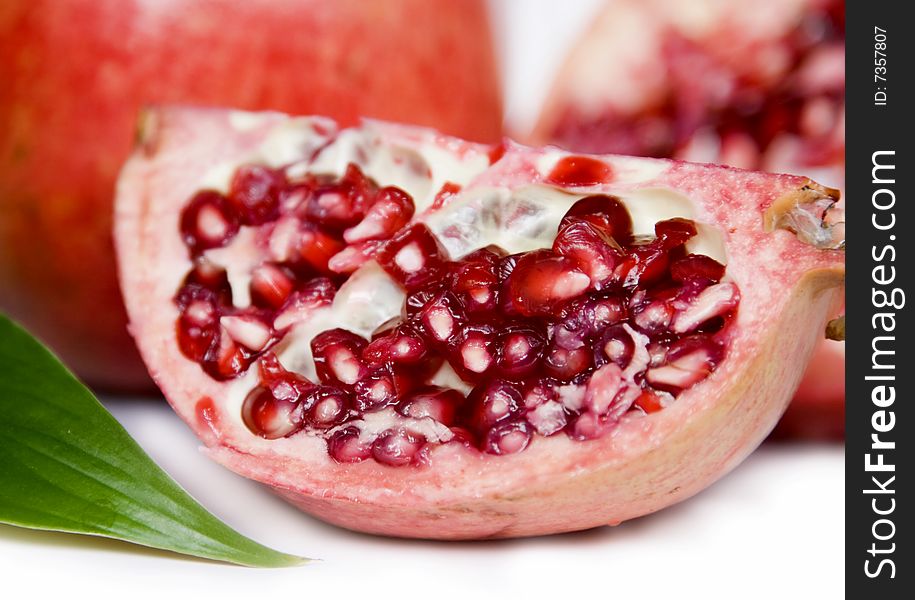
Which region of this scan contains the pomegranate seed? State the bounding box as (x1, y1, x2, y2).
(594, 325, 634, 369)
(493, 325, 545, 379)
(371, 429, 425, 467)
(671, 282, 739, 334)
(353, 365, 400, 412)
(646, 335, 725, 392)
(363, 326, 428, 365)
(310, 328, 368, 386)
(418, 292, 463, 345)
(241, 385, 302, 439)
(619, 240, 671, 289)
(180, 191, 239, 254)
(376, 224, 449, 290)
(505, 250, 591, 317)
(584, 363, 624, 416)
(220, 314, 273, 351)
(344, 186, 415, 243)
(545, 155, 613, 187)
(553, 219, 624, 290)
(560, 195, 633, 245)
(228, 164, 284, 225)
(203, 330, 254, 380)
(670, 254, 726, 283)
(327, 427, 371, 463)
(635, 389, 674, 414)
(305, 163, 376, 231)
(296, 223, 345, 274)
(654, 218, 698, 248)
(465, 379, 522, 433)
(398, 387, 465, 426)
(450, 248, 502, 315)
(301, 386, 352, 429)
(176, 303, 219, 362)
(273, 278, 337, 330)
(249, 263, 295, 309)
(487, 142, 506, 165)
(452, 324, 496, 377)
(327, 240, 383, 274)
(484, 420, 532, 455)
(544, 343, 592, 381)
(632, 300, 675, 334)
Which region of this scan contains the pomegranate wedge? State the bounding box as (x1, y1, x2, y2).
(115, 107, 844, 539)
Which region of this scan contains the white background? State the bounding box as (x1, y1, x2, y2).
(0, 1, 844, 597)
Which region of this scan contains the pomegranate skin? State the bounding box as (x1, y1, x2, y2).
(0, 0, 501, 391)
(531, 0, 845, 437)
(115, 107, 844, 539)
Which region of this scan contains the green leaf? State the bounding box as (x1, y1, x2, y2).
(0, 315, 306, 567)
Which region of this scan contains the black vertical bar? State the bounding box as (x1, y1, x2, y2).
(846, 0, 910, 593)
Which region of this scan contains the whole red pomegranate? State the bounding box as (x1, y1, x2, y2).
(532, 0, 845, 437)
(114, 106, 844, 538)
(0, 0, 501, 391)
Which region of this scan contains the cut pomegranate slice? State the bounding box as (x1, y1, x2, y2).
(116, 106, 843, 539)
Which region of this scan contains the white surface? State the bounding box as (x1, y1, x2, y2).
(1, 1, 844, 597)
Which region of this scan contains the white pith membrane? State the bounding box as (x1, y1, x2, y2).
(116, 107, 844, 537)
(170, 113, 752, 465)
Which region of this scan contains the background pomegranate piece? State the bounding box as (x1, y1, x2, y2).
(0, 0, 501, 391)
(531, 0, 845, 437)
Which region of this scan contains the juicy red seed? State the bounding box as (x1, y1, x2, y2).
(327, 240, 383, 274)
(546, 156, 613, 187)
(371, 429, 425, 467)
(310, 328, 368, 386)
(497, 253, 521, 283)
(228, 165, 284, 225)
(327, 427, 371, 463)
(305, 163, 376, 231)
(484, 420, 532, 455)
(376, 223, 449, 290)
(176, 303, 219, 362)
(646, 335, 725, 392)
(363, 326, 428, 365)
(632, 300, 675, 334)
(560, 195, 633, 245)
(180, 190, 240, 254)
(505, 249, 591, 317)
(296, 223, 346, 274)
(418, 292, 464, 345)
(553, 219, 624, 290)
(353, 365, 400, 412)
(635, 390, 672, 414)
(621, 241, 671, 289)
(343, 186, 415, 243)
(670, 254, 726, 283)
(494, 325, 545, 379)
(544, 344, 593, 381)
(594, 325, 634, 369)
(655, 218, 698, 247)
(301, 386, 352, 429)
(465, 379, 522, 433)
(241, 385, 302, 439)
(450, 323, 496, 377)
(398, 387, 465, 426)
(249, 263, 295, 309)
